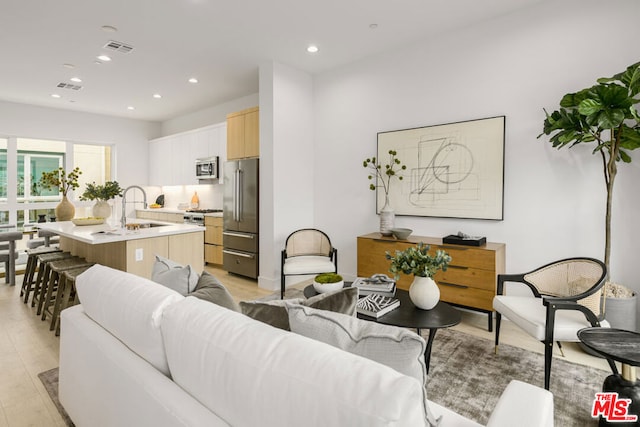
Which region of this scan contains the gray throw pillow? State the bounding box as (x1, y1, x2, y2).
(151, 255, 199, 296)
(287, 304, 440, 426)
(240, 287, 358, 331)
(188, 271, 240, 312)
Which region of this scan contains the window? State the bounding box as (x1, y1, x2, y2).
(0, 138, 7, 201)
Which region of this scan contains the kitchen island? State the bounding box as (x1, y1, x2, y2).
(37, 220, 204, 279)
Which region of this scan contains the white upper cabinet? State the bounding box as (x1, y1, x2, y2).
(148, 122, 226, 186)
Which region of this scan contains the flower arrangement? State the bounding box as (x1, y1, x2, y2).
(39, 167, 82, 197)
(80, 181, 123, 201)
(363, 150, 406, 196)
(385, 243, 451, 279)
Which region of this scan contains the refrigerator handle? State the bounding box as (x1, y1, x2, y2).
(234, 168, 240, 222)
(238, 168, 243, 222)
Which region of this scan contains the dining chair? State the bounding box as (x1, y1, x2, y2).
(0, 225, 24, 287)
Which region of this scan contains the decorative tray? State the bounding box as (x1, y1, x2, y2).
(72, 217, 106, 226)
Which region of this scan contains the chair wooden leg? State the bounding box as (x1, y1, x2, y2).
(280, 274, 285, 300)
(544, 340, 553, 390)
(556, 341, 565, 357)
(494, 312, 501, 354)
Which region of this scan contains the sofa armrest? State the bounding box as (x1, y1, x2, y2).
(486, 380, 554, 427)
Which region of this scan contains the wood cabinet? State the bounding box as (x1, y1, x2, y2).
(227, 106, 259, 160)
(136, 210, 184, 224)
(204, 216, 223, 265)
(357, 233, 505, 331)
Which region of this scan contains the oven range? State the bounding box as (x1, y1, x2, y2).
(183, 209, 222, 226)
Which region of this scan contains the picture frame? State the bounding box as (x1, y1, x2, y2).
(377, 116, 505, 220)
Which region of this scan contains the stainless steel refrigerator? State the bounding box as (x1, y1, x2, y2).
(223, 158, 259, 279)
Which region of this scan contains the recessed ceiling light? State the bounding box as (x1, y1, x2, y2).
(153, 94, 162, 99)
(188, 77, 198, 84)
(307, 45, 319, 53)
(101, 25, 118, 33)
(63, 63, 75, 69)
(51, 94, 61, 98)
(70, 77, 82, 83)
(369, 23, 378, 29)
(97, 55, 112, 62)
(127, 106, 135, 110)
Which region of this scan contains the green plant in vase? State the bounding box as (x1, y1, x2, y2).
(39, 167, 82, 221)
(363, 149, 406, 235)
(386, 243, 451, 310)
(80, 181, 123, 219)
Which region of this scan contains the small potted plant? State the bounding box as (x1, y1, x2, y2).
(39, 167, 82, 221)
(386, 243, 451, 310)
(313, 272, 344, 294)
(80, 181, 123, 218)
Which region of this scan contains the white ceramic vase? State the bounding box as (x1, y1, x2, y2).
(92, 200, 112, 219)
(379, 195, 395, 236)
(409, 276, 440, 310)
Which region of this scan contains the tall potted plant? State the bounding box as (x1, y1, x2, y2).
(386, 243, 451, 310)
(39, 167, 82, 221)
(363, 149, 406, 235)
(538, 62, 640, 329)
(80, 181, 123, 218)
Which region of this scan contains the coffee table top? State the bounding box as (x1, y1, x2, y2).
(578, 327, 640, 367)
(303, 283, 461, 331)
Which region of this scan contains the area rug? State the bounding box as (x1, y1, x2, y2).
(427, 329, 606, 426)
(38, 368, 74, 427)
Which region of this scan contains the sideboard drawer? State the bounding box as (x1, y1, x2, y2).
(435, 266, 496, 292)
(438, 283, 495, 312)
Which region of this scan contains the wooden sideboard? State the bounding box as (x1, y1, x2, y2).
(357, 233, 505, 331)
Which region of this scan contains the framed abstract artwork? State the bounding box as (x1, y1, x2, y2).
(377, 116, 505, 220)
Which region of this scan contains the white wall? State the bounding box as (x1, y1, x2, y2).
(0, 100, 159, 188)
(312, 0, 640, 327)
(160, 93, 259, 136)
(258, 62, 315, 290)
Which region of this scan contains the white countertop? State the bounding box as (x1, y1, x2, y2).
(137, 208, 223, 217)
(37, 220, 204, 245)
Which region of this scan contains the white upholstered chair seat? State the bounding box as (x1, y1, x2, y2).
(282, 256, 337, 275)
(493, 295, 610, 342)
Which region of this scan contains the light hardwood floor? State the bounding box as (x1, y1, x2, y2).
(0, 266, 614, 426)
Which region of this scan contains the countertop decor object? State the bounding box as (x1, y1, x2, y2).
(71, 217, 106, 226)
(39, 167, 82, 222)
(390, 228, 412, 240)
(312, 273, 344, 294)
(386, 242, 451, 310)
(80, 181, 123, 219)
(363, 150, 406, 236)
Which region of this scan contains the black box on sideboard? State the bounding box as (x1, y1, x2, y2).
(442, 234, 487, 247)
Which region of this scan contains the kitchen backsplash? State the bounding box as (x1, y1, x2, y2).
(144, 183, 223, 210)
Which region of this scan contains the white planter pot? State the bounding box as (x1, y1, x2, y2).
(379, 195, 395, 236)
(92, 200, 112, 219)
(409, 276, 440, 310)
(605, 293, 637, 332)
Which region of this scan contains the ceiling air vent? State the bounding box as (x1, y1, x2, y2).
(103, 40, 134, 54)
(57, 82, 83, 91)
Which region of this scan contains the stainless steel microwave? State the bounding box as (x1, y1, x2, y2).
(195, 156, 219, 180)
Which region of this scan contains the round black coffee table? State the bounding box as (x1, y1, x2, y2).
(304, 284, 461, 373)
(578, 328, 640, 426)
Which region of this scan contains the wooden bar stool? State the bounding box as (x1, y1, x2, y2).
(21, 246, 62, 301)
(30, 252, 73, 308)
(39, 257, 92, 320)
(52, 265, 94, 335)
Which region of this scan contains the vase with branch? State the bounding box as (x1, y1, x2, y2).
(39, 167, 82, 221)
(363, 150, 406, 235)
(80, 181, 123, 219)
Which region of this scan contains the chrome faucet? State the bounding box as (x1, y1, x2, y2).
(121, 185, 147, 228)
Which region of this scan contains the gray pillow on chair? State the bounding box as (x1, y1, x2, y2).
(240, 287, 358, 331)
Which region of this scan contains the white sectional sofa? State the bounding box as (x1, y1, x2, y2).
(59, 265, 554, 427)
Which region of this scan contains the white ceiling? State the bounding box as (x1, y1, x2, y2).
(0, 0, 545, 122)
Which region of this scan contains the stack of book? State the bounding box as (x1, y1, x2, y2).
(356, 294, 400, 318)
(352, 274, 396, 297)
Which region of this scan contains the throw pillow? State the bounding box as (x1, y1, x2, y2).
(151, 255, 199, 296)
(287, 304, 441, 427)
(188, 271, 240, 312)
(240, 287, 358, 331)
